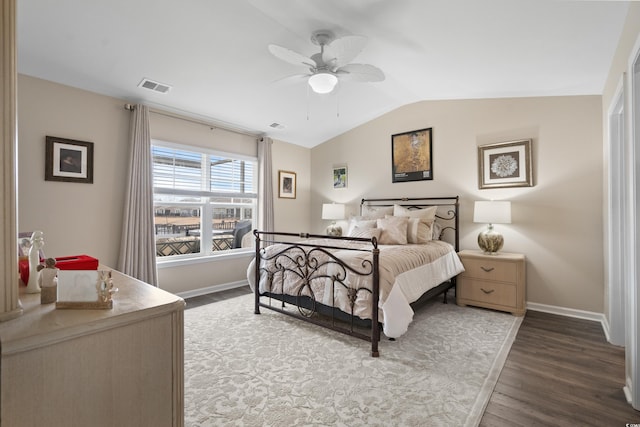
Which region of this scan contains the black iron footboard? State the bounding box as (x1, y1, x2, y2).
(252, 196, 460, 358)
(253, 231, 382, 357)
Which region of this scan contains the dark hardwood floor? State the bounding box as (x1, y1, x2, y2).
(186, 288, 640, 426)
(481, 310, 640, 427)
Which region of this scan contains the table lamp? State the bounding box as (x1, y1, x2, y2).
(473, 201, 511, 254)
(322, 203, 346, 236)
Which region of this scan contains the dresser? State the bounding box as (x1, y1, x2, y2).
(456, 249, 526, 316)
(0, 267, 185, 427)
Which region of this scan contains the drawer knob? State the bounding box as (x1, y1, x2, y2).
(481, 288, 495, 294)
(480, 266, 495, 272)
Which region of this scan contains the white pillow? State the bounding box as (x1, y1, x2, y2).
(432, 221, 443, 240)
(349, 227, 382, 241)
(393, 204, 437, 221)
(376, 216, 408, 245)
(361, 205, 394, 219)
(347, 218, 377, 236)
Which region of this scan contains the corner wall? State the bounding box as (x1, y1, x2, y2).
(311, 95, 604, 313)
(17, 75, 311, 295)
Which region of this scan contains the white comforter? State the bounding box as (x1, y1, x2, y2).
(247, 239, 464, 338)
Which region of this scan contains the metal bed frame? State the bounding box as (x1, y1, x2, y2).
(253, 196, 459, 357)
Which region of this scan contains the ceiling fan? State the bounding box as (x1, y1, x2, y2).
(268, 30, 385, 94)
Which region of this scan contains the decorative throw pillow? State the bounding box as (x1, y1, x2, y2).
(361, 205, 394, 219)
(406, 217, 434, 244)
(346, 218, 377, 236)
(349, 227, 383, 241)
(376, 216, 408, 245)
(393, 205, 437, 243)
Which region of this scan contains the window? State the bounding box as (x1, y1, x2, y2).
(152, 142, 257, 259)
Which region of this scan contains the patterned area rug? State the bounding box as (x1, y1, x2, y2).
(184, 293, 522, 427)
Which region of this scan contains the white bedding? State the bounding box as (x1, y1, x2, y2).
(247, 238, 465, 338)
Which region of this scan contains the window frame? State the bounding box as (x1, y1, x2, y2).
(151, 139, 258, 264)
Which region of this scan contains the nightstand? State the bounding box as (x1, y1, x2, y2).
(456, 249, 526, 316)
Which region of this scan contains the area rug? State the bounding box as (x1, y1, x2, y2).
(184, 293, 522, 427)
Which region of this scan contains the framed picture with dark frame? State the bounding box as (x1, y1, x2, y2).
(391, 127, 433, 183)
(278, 170, 296, 199)
(478, 139, 533, 189)
(45, 136, 94, 184)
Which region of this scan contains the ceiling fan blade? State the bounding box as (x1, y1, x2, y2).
(336, 63, 385, 83)
(322, 35, 367, 69)
(268, 44, 316, 68)
(272, 73, 309, 86)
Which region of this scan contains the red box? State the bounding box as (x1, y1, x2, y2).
(54, 255, 99, 271)
(19, 254, 99, 285)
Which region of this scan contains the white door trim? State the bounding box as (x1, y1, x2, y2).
(607, 75, 626, 347)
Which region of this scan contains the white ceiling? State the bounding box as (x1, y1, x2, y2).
(16, 0, 629, 148)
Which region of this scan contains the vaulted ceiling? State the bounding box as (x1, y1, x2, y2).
(17, 0, 629, 147)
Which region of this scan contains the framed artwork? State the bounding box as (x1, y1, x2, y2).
(333, 165, 347, 189)
(391, 127, 433, 183)
(45, 136, 94, 184)
(478, 139, 533, 189)
(278, 170, 296, 199)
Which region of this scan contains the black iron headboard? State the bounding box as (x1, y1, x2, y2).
(360, 196, 460, 251)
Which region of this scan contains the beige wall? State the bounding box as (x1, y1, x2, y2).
(15, 77, 608, 311)
(273, 139, 311, 233)
(17, 75, 311, 295)
(311, 96, 604, 313)
(18, 75, 129, 267)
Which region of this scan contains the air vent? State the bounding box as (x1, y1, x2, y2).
(138, 78, 172, 94)
(269, 122, 285, 129)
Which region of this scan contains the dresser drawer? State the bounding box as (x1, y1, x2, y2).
(460, 257, 518, 283)
(458, 278, 517, 308)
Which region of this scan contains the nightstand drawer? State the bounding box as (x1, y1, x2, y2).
(458, 279, 517, 307)
(460, 258, 517, 283)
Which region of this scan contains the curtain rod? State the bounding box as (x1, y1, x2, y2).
(124, 103, 262, 139)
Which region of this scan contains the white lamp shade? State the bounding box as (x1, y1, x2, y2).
(308, 73, 338, 94)
(473, 201, 511, 224)
(322, 203, 346, 220)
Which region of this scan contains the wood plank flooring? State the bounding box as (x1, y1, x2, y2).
(186, 287, 640, 426)
(481, 310, 640, 426)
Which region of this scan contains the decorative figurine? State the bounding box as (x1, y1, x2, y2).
(25, 230, 45, 294)
(38, 257, 59, 304)
(97, 270, 118, 304)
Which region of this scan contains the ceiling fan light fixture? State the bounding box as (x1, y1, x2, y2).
(308, 72, 338, 94)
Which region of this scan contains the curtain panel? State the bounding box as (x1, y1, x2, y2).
(258, 137, 274, 233)
(118, 104, 158, 286)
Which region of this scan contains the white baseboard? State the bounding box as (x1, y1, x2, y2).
(176, 280, 248, 299)
(526, 301, 606, 330)
(624, 382, 633, 405)
(601, 316, 612, 343)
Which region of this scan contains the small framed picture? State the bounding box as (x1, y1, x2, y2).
(391, 128, 433, 183)
(333, 165, 347, 189)
(45, 136, 94, 184)
(478, 139, 533, 189)
(278, 170, 296, 199)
